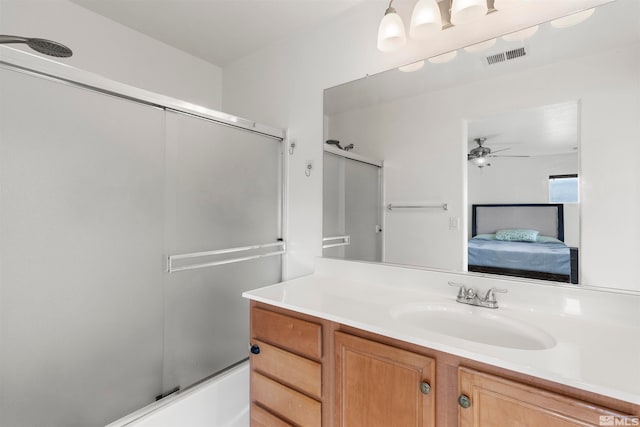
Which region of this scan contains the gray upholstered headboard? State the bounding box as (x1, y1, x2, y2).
(471, 204, 565, 241)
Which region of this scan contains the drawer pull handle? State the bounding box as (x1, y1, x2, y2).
(419, 381, 431, 395)
(250, 344, 261, 355)
(458, 394, 471, 408)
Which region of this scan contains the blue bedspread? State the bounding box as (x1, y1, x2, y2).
(468, 238, 570, 275)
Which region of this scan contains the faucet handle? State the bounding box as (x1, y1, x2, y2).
(448, 281, 467, 299)
(484, 287, 508, 302)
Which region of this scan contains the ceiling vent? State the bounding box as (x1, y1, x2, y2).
(484, 47, 527, 65)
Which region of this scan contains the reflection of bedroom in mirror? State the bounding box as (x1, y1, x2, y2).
(466, 102, 580, 283)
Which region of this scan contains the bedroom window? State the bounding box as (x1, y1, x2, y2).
(549, 174, 579, 203)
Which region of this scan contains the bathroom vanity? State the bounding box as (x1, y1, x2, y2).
(244, 259, 640, 426)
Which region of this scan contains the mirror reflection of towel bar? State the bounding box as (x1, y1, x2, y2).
(168, 241, 286, 273)
(322, 235, 351, 249)
(387, 203, 448, 211)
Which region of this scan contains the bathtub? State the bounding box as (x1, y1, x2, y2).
(106, 361, 249, 427)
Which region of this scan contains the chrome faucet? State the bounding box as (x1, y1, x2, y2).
(448, 282, 508, 309)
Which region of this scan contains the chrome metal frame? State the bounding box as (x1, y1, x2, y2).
(387, 203, 448, 211)
(323, 145, 383, 168)
(0, 47, 284, 140)
(322, 235, 351, 249)
(168, 242, 286, 273)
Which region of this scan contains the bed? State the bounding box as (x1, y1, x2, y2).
(468, 204, 578, 284)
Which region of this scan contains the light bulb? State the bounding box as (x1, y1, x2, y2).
(451, 0, 486, 25)
(409, 0, 440, 40)
(550, 8, 595, 29)
(502, 25, 538, 42)
(471, 156, 487, 165)
(398, 61, 425, 72)
(377, 5, 407, 52)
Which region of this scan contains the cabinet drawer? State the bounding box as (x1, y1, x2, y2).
(251, 403, 294, 427)
(252, 307, 322, 359)
(251, 339, 322, 399)
(251, 372, 321, 427)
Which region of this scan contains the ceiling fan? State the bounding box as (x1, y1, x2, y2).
(467, 137, 529, 168)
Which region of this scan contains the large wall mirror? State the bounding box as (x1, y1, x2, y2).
(322, 0, 640, 292)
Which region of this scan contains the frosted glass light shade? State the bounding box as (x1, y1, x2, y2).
(377, 8, 407, 52)
(451, 0, 486, 25)
(409, 0, 441, 40)
(502, 25, 538, 41)
(398, 60, 425, 72)
(428, 50, 458, 64)
(550, 8, 595, 29)
(471, 156, 489, 166)
(464, 38, 497, 53)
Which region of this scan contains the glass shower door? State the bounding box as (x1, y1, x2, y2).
(323, 152, 382, 262)
(0, 68, 166, 427)
(162, 111, 283, 392)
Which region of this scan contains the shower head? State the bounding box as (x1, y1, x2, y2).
(0, 35, 73, 58)
(325, 139, 344, 150)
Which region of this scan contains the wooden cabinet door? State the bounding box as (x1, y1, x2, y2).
(335, 332, 435, 427)
(458, 367, 636, 427)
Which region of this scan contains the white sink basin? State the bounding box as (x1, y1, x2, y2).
(390, 302, 556, 350)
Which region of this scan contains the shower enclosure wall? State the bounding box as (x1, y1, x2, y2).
(322, 151, 382, 262)
(0, 53, 284, 427)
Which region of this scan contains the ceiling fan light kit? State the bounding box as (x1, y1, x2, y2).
(377, 0, 595, 54)
(467, 137, 530, 168)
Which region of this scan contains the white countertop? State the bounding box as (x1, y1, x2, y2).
(243, 258, 640, 405)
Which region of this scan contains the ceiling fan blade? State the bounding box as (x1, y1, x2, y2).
(489, 147, 511, 154)
(490, 155, 531, 158)
(467, 154, 478, 160)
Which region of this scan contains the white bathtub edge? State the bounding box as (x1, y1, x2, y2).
(105, 360, 250, 427)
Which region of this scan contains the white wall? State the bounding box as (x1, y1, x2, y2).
(0, 0, 223, 109)
(222, 0, 612, 281)
(325, 44, 639, 290)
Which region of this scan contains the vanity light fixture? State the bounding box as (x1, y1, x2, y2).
(377, 0, 499, 53)
(377, 0, 407, 52)
(378, 0, 588, 53)
(550, 8, 595, 29)
(398, 60, 425, 72)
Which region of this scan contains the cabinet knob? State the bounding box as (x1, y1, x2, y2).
(458, 394, 471, 408)
(419, 381, 431, 395)
(250, 344, 260, 355)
